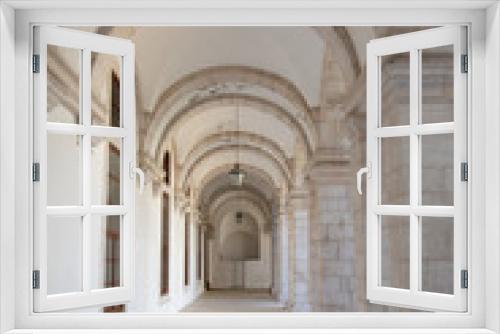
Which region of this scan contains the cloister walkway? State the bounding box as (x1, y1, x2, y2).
(181, 290, 286, 312)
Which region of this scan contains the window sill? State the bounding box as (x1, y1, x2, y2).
(5, 328, 497, 334)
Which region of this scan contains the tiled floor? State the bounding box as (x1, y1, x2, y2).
(181, 289, 286, 312)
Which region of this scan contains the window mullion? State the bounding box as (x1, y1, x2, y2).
(409, 49, 420, 293)
(81, 48, 92, 294)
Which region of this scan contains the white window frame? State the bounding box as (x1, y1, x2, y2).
(32, 26, 136, 312)
(0, 1, 498, 333)
(365, 26, 467, 312)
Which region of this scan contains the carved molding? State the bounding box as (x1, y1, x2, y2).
(151, 92, 317, 167)
(179, 145, 291, 191)
(144, 66, 318, 163)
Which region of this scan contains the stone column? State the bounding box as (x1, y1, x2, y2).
(192, 209, 202, 294)
(200, 223, 207, 289)
(302, 31, 364, 310)
(307, 155, 359, 311)
(279, 204, 289, 305)
(288, 188, 311, 312)
(204, 224, 215, 289)
(271, 206, 280, 298)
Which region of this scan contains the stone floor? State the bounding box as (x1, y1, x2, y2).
(181, 289, 286, 312)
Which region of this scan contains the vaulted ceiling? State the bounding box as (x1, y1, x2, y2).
(73, 26, 419, 225)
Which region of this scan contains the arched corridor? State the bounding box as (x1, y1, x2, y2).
(44, 25, 457, 313)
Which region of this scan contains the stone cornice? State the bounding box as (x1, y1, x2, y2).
(305, 148, 354, 183)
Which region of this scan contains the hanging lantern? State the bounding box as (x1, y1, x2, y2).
(228, 102, 245, 186)
(228, 163, 245, 186)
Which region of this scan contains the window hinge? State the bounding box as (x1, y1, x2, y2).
(32, 163, 40, 182)
(32, 270, 40, 289)
(32, 54, 40, 73)
(461, 54, 468, 73)
(461, 162, 468, 182)
(461, 269, 468, 289)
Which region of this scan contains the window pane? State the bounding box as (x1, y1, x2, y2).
(421, 45, 454, 124)
(380, 137, 410, 205)
(421, 217, 454, 294)
(47, 216, 83, 294)
(91, 215, 121, 289)
(91, 52, 121, 127)
(91, 137, 121, 205)
(47, 134, 82, 206)
(380, 52, 410, 127)
(381, 215, 410, 289)
(47, 45, 81, 124)
(421, 134, 454, 206)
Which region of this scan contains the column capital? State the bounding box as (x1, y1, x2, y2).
(175, 191, 190, 212)
(192, 209, 202, 223)
(287, 187, 310, 211)
(139, 152, 164, 186)
(305, 148, 354, 184)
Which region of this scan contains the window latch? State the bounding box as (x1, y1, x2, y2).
(129, 162, 145, 194)
(356, 162, 371, 195)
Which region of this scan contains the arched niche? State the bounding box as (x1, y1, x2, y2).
(220, 213, 260, 261)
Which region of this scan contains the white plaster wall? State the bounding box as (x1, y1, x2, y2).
(128, 183, 204, 312)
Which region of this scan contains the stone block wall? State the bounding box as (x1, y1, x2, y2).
(311, 183, 357, 311)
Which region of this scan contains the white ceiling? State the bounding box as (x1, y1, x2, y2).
(129, 27, 324, 110)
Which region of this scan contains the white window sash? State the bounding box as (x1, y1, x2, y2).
(366, 26, 468, 312)
(33, 26, 136, 312)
